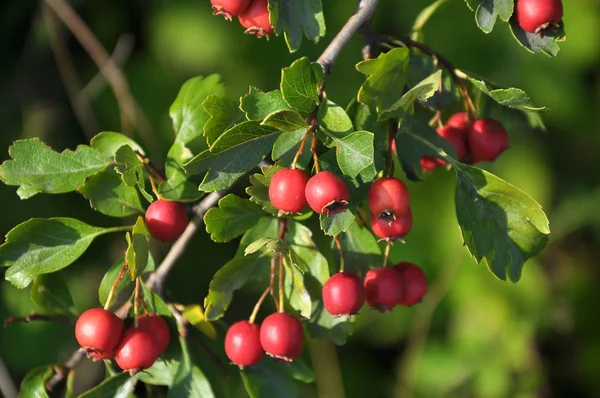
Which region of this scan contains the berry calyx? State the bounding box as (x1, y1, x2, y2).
(137, 314, 171, 354)
(305, 171, 350, 215)
(516, 0, 563, 34)
(260, 313, 303, 362)
(446, 112, 472, 132)
(268, 168, 310, 213)
(437, 125, 468, 161)
(363, 267, 404, 313)
(395, 262, 428, 306)
(211, 0, 251, 20)
(468, 118, 509, 162)
(225, 321, 264, 368)
(115, 328, 160, 373)
(322, 272, 365, 316)
(367, 177, 410, 221)
(238, 0, 274, 37)
(145, 199, 188, 242)
(75, 308, 124, 359)
(371, 209, 413, 241)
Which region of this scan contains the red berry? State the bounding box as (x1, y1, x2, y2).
(211, 0, 251, 20)
(260, 313, 303, 362)
(363, 267, 404, 313)
(268, 168, 309, 213)
(115, 328, 159, 372)
(437, 125, 468, 160)
(468, 119, 509, 162)
(145, 200, 188, 242)
(371, 209, 413, 241)
(446, 112, 472, 132)
(395, 262, 428, 306)
(367, 177, 410, 220)
(322, 272, 365, 316)
(516, 0, 563, 34)
(238, 0, 274, 37)
(137, 314, 170, 354)
(420, 156, 443, 171)
(391, 139, 397, 154)
(225, 321, 264, 368)
(75, 308, 124, 359)
(305, 171, 350, 215)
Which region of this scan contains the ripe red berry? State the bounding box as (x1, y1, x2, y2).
(446, 112, 472, 132)
(145, 199, 188, 242)
(115, 328, 160, 372)
(368, 177, 410, 220)
(238, 0, 274, 37)
(75, 308, 124, 359)
(211, 0, 251, 20)
(516, 0, 563, 34)
(225, 321, 264, 368)
(395, 262, 428, 306)
(322, 272, 365, 316)
(137, 314, 170, 354)
(260, 313, 303, 362)
(305, 171, 350, 215)
(363, 267, 404, 313)
(371, 209, 413, 241)
(468, 118, 509, 162)
(437, 125, 468, 160)
(420, 156, 443, 171)
(268, 168, 309, 213)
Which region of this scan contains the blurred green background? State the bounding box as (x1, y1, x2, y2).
(1, 0, 599, 397)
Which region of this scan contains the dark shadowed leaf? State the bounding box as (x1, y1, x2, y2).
(508, 18, 565, 57)
(320, 208, 356, 237)
(30, 273, 76, 316)
(19, 365, 53, 398)
(464, 0, 513, 33)
(241, 357, 313, 398)
(307, 300, 356, 345)
(168, 337, 215, 398)
(204, 194, 265, 243)
(79, 373, 135, 398)
(270, 0, 326, 52)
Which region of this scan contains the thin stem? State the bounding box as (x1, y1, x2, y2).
(307, 337, 346, 398)
(103, 261, 128, 310)
(104, 225, 134, 234)
(136, 151, 165, 184)
(382, 241, 392, 267)
(269, 256, 278, 306)
(4, 313, 75, 327)
(291, 129, 311, 169)
(278, 255, 285, 313)
(311, 130, 321, 173)
(249, 286, 272, 324)
(387, 120, 397, 177)
(334, 236, 345, 273)
(134, 277, 141, 328)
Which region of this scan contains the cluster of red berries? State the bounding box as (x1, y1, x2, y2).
(420, 112, 509, 171)
(211, 0, 274, 38)
(75, 308, 170, 373)
(515, 0, 563, 35)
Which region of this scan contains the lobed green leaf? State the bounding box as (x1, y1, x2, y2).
(269, 0, 326, 52)
(203, 95, 245, 146)
(240, 87, 291, 121)
(280, 57, 323, 114)
(78, 171, 144, 217)
(78, 373, 135, 398)
(204, 194, 266, 243)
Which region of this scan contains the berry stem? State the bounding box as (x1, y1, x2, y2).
(269, 256, 278, 306)
(278, 254, 285, 313)
(249, 286, 272, 324)
(291, 129, 311, 170)
(133, 277, 141, 328)
(103, 260, 128, 310)
(311, 129, 321, 173)
(382, 241, 392, 267)
(387, 119, 397, 177)
(3, 312, 75, 327)
(334, 235, 345, 273)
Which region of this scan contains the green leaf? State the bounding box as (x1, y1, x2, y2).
(287, 221, 329, 284)
(345, 100, 386, 178)
(1, 218, 111, 289)
(90, 132, 145, 158)
(241, 357, 302, 398)
(31, 273, 76, 316)
(269, 0, 326, 52)
(509, 18, 565, 57)
(246, 166, 282, 215)
(79, 373, 135, 398)
(114, 145, 144, 187)
(323, 130, 374, 179)
(261, 109, 307, 132)
(320, 208, 356, 237)
(284, 256, 311, 318)
(412, 0, 450, 32)
(335, 222, 381, 276)
(318, 100, 354, 139)
(356, 48, 410, 113)
(140, 281, 172, 317)
(98, 257, 132, 309)
(125, 216, 149, 280)
(0, 138, 110, 199)
(280, 57, 323, 114)
(380, 70, 443, 120)
(244, 237, 280, 256)
(204, 256, 271, 320)
(307, 301, 356, 345)
(78, 171, 144, 217)
(203, 95, 245, 146)
(466, 76, 545, 111)
(240, 87, 291, 121)
(168, 337, 215, 398)
(159, 142, 203, 202)
(236, 217, 279, 258)
(184, 122, 280, 192)
(19, 365, 53, 398)
(170, 74, 225, 150)
(454, 164, 550, 282)
(464, 0, 513, 33)
(271, 128, 312, 168)
(204, 194, 265, 243)
(138, 357, 180, 386)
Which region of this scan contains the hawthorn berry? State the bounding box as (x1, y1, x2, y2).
(75, 308, 124, 359)
(395, 262, 428, 306)
(446, 112, 472, 132)
(225, 321, 264, 368)
(115, 328, 160, 373)
(420, 156, 443, 171)
(145, 199, 188, 242)
(468, 118, 509, 162)
(371, 209, 413, 241)
(211, 0, 251, 20)
(268, 168, 309, 213)
(322, 272, 365, 316)
(260, 313, 303, 362)
(137, 314, 170, 354)
(516, 0, 563, 34)
(368, 177, 410, 220)
(363, 267, 404, 313)
(437, 125, 468, 160)
(238, 0, 274, 37)
(305, 171, 350, 215)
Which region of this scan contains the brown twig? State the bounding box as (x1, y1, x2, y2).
(4, 312, 75, 327)
(0, 355, 17, 398)
(333, 236, 345, 272)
